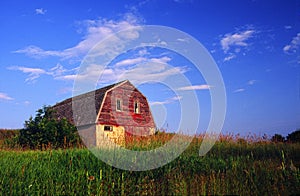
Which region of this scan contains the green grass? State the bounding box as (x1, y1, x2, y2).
(0, 138, 299, 195)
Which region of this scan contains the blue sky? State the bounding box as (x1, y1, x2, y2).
(0, 0, 299, 137)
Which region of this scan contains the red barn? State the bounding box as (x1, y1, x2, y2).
(52, 80, 156, 147)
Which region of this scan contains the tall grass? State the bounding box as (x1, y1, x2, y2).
(0, 133, 299, 195)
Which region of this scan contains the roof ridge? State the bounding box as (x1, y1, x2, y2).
(54, 80, 129, 107)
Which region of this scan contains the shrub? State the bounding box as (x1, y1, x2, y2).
(271, 134, 285, 143)
(287, 130, 300, 143)
(18, 105, 81, 149)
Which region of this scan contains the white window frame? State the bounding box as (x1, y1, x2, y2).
(116, 98, 122, 112)
(134, 100, 140, 114)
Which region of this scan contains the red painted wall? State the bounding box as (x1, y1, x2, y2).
(97, 81, 156, 136)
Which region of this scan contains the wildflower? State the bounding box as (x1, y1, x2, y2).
(88, 175, 95, 181)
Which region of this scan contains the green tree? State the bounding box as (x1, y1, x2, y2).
(286, 129, 300, 143)
(271, 134, 285, 143)
(19, 106, 81, 149)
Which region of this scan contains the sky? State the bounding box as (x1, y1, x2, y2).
(0, 0, 299, 137)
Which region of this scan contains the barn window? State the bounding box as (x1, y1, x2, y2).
(104, 125, 113, 131)
(116, 99, 122, 111)
(134, 101, 140, 114)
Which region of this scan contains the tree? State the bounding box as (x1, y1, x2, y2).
(19, 106, 81, 149)
(286, 129, 300, 143)
(271, 134, 285, 143)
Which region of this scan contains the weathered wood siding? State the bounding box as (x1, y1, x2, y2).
(97, 81, 156, 137)
(96, 125, 125, 147)
(77, 124, 97, 147)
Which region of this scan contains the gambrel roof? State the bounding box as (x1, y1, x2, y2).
(52, 80, 128, 126)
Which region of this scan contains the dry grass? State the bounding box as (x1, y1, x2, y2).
(0, 130, 299, 195)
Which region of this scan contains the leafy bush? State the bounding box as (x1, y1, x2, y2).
(0, 129, 19, 140)
(18, 106, 81, 149)
(0, 129, 20, 148)
(287, 130, 300, 143)
(271, 134, 285, 143)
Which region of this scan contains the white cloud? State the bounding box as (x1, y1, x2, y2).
(50, 63, 66, 77)
(150, 56, 171, 64)
(247, 80, 257, 85)
(220, 29, 255, 53)
(115, 57, 146, 67)
(57, 56, 185, 86)
(149, 101, 165, 106)
(8, 66, 48, 82)
(24, 101, 31, 105)
(231, 80, 256, 94)
(114, 60, 186, 85)
(283, 33, 300, 54)
(150, 96, 182, 106)
(233, 88, 245, 93)
(170, 96, 182, 101)
(12, 14, 188, 86)
(14, 14, 142, 60)
(138, 49, 149, 56)
(284, 25, 292, 30)
(13, 50, 183, 85)
(177, 38, 189, 42)
(177, 84, 211, 91)
(223, 54, 236, 62)
(56, 74, 77, 81)
(56, 63, 113, 82)
(0, 93, 13, 101)
(14, 45, 60, 58)
(35, 8, 47, 15)
(8, 63, 69, 83)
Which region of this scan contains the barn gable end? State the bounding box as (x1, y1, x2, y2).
(52, 80, 156, 147)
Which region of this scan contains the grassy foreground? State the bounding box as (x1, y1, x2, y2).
(0, 135, 299, 195)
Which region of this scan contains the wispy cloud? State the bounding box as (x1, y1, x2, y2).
(247, 79, 257, 85)
(11, 53, 185, 86)
(283, 33, 300, 54)
(56, 63, 112, 82)
(0, 93, 13, 101)
(57, 55, 187, 86)
(150, 96, 182, 106)
(14, 100, 31, 106)
(55, 74, 77, 81)
(233, 88, 245, 93)
(14, 14, 142, 61)
(112, 58, 186, 85)
(24, 101, 31, 105)
(113, 56, 172, 68)
(221, 29, 255, 53)
(284, 25, 292, 30)
(7, 63, 69, 83)
(150, 56, 171, 64)
(177, 37, 190, 42)
(35, 8, 47, 15)
(115, 57, 146, 67)
(232, 80, 256, 94)
(50, 63, 66, 77)
(8, 66, 48, 82)
(177, 84, 211, 91)
(223, 54, 236, 62)
(11, 14, 187, 86)
(220, 28, 256, 62)
(14, 46, 60, 59)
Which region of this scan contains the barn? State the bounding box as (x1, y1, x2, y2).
(52, 80, 156, 147)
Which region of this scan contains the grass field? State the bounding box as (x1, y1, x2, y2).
(0, 133, 299, 195)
